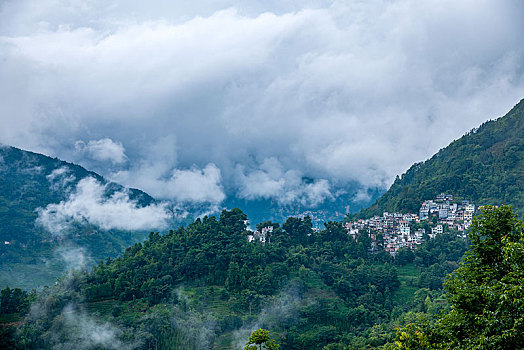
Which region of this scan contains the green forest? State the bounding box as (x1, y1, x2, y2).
(0, 146, 157, 289)
(0, 206, 475, 349)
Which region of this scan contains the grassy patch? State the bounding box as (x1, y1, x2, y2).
(0, 262, 65, 290)
(394, 263, 420, 306)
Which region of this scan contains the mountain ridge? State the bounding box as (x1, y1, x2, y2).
(0, 144, 161, 288)
(352, 98, 524, 219)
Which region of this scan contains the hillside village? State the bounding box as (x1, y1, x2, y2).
(248, 193, 477, 256)
(344, 193, 476, 255)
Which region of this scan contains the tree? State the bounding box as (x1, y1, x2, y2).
(244, 328, 280, 350)
(394, 205, 524, 349)
(283, 216, 312, 246)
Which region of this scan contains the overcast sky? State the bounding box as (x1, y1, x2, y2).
(1, 0, 523, 205)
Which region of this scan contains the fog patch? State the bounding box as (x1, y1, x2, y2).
(75, 138, 127, 165)
(51, 304, 134, 350)
(21, 165, 43, 175)
(23, 274, 137, 350)
(36, 177, 171, 236)
(232, 286, 303, 349)
(54, 245, 90, 271)
(237, 158, 333, 206)
(47, 166, 76, 191)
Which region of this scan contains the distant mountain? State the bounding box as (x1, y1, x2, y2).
(354, 99, 524, 219)
(0, 145, 160, 288)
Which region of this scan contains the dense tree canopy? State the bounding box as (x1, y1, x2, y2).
(394, 205, 524, 349)
(0, 206, 489, 349)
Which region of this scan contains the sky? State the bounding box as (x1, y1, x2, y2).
(1, 0, 523, 206)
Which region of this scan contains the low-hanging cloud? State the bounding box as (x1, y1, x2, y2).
(36, 177, 171, 235)
(59, 304, 133, 350)
(237, 157, 333, 206)
(75, 138, 127, 165)
(1, 0, 523, 205)
(47, 166, 76, 191)
(55, 245, 90, 271)
(166, 164, 226, 203)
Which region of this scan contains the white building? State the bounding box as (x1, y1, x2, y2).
(431, 224, 443, 235)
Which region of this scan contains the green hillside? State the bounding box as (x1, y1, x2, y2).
(0, 145, 157, 288)
(0, 208, 468, 349)
(355, 99, 524, 218)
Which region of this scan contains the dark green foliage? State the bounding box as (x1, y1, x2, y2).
(0, 286, 30, 314)
(353, 99, 524, 218)
(0, 145, 155, 288)
(7, 208, 416, 349)
(394, 205, 524, 349)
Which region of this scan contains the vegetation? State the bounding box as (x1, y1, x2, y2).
(0, 206, 473, 349)
(244, 329, 280, 350)
(394, 205, 524, 349)
(0, 96, 521, 348)
(353, 99, 524, 218)
(0, 145, 155, 288)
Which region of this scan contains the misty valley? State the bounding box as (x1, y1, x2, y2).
(0, 99, 522, 349)
(1, 1, 524, 348)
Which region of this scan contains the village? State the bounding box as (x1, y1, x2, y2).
(344, 193, 476, 255)
(247, 193, 477, 256)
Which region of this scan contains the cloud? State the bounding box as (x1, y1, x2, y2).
(0, 0, 523, 204)
(75, 138, 127, 164)
(47, 166, 76, 191)
(59, 304, 132, 350)
(54, 245, 90, 271)
(236, 157, 333, 206)
(31, 303, 136, 350)
(166, 164, 226, 203)
(36, 177, 171, 235)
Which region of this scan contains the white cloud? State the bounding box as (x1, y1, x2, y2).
(75, 138, 127, 164)
(47, 166, 76, 191)
(58, 304, 134, 350)
(0, 0, 523, 203)
(166, 163, 225, 203)
(36, 177, 171, 235)
(237, 157, 333, 206)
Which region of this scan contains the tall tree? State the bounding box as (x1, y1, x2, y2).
(244, 328, 280, 350)
(394, 205, 524, 349)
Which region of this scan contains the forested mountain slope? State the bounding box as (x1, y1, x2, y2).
(355, 99, 524, 218)
(1, 208, 468, 349)
(0, 145, 158, 288)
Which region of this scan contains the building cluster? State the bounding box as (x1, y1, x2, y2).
(247, 226, 273, 244)
(419, 196, 475, 231)
(345, 194, 475, 255)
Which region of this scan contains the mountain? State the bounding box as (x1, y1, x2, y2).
(353, 99, 524, 219)
(0, 208, 468, 349)
(0, 145, 160, 289)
